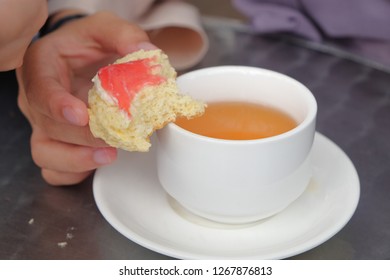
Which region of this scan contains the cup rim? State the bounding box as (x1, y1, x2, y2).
(168, 65, 317, 145)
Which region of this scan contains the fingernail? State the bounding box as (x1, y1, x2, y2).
(63, 107, 81, 126)
(137, 42, 158, 51)
(93, 148, 115, 165)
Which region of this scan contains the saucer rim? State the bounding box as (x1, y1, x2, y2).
(93, 132, 360, 259)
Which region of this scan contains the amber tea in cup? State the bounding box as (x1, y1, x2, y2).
(175, 101, 297, 140)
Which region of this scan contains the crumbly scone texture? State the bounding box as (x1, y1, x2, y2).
(88, 49, 205, 152)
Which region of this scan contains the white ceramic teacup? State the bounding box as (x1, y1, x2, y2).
(156, 66, 317, 224)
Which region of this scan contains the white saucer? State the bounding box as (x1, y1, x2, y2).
(93, 132, 360, 259)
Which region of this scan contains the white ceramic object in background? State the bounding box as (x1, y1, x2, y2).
(156, 66, 317, 224)
(138, 1, 209, 70)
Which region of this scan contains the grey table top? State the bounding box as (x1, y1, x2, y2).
(1, 19, 389, 260)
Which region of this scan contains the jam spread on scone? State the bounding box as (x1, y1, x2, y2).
(97, 58, 165, 116)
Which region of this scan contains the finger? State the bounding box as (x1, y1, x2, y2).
(31, 129, 117, 173)
(22, 40, 89, 127)
(17, 83, 31, 121)
(41, 169, 93, 186)
(28, 75, 89, 127)
(36, 116, 108, 147)
(19, 80, 104, 147)
(85, 11, 155, 55)
(16, 67, 33, 121)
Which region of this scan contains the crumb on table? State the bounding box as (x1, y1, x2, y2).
(57, 242, 67, 248)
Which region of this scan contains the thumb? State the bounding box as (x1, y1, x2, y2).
(84, 12, 158, 56)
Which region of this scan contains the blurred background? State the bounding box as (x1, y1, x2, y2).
(185, 0, 245, 21)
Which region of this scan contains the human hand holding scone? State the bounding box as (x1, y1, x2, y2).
(17, 12, 155, 186)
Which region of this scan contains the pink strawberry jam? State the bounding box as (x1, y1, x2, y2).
(97, 57, 165, 116)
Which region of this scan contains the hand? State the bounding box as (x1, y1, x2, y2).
(17, 12, 155, 185)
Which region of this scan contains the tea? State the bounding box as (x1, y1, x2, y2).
(175, 101, 297, 140)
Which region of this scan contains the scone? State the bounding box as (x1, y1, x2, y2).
(88, 49, 205, 152)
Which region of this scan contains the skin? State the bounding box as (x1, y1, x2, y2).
(17, 12, 157, 185)
(0, 0, 48, 71)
